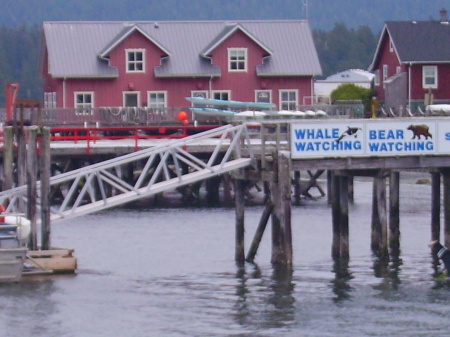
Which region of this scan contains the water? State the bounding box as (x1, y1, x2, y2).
(1, 174, 450, 337)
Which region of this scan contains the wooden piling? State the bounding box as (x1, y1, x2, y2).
(372, 171, 388, 259)
(389, 171, 400, 254)
(331, 171, 341, 259)
(234, 178, 246, 263)
(3, 127, 14, 191)
(293, 170, 301, 205)
(40, 127, 51, 250)
(26, 127, 38, 250)
(339, 174, 349, 262)
(442, 169, 450, 247)
(270, 151, 292, 266)
(431, 172, 441, 242)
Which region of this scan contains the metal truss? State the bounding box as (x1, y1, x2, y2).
(0, 124, 255, 223)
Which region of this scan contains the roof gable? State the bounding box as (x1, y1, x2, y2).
(98, 24, 170, 59)
(200, 23, 272, 57)
(43, 20, 322, 79)
(370, 20, 450, 70)
(387, 21, 450, 63)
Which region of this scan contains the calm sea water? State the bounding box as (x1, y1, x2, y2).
(1, 173, 450, 337)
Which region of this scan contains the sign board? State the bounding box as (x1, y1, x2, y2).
(290, 119, 450, 159)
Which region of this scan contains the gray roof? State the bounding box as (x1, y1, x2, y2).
(319, 69, 374, 83)
(369, 20, 450, 69)
(43, 20, 322, 79)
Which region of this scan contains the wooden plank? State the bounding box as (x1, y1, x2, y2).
(25, 256, 77, 272)
(27, 249, 74, 257)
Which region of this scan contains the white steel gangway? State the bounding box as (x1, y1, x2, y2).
(0, 124, 255, 223)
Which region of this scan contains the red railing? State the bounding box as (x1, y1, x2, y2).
(49, 125, 222, 153)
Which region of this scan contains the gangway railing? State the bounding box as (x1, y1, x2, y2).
(0, 124, 255, 223)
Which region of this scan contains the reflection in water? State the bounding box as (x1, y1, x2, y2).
(0, 280, 61, 335)
(372, 252, 403, 295)
(233, 263, 295, 330)
(330, 258, 353, 303)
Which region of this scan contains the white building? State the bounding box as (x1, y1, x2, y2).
(314, 69, 374, 102)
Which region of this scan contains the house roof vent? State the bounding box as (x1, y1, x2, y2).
(440, 8, 448, 23)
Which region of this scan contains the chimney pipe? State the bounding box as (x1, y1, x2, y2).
(440, 8, 448, 23)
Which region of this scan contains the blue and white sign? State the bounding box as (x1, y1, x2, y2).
(291, 119, 445, 159)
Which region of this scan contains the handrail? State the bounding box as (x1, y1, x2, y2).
(0, 124, 255, 223)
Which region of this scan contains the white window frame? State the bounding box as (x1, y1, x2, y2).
(228, 48, 247, 72)
(74, 91, 94, 115)
(126, 49, 145, 73)
(374, 70, 380, 86)
(389, 40, 394, 52)
(396, 66, 401, 74)
(255, 90, 272, 104)
(383, 65, 388, 82)
(279, 89, 298, 111)
(147, 91, 167, 109)
(423, 65, 438, 89)
(191, 91, 209, 99)
(123, 91, 141, 107)
(44, 92, 57, 108)
(211, 90, 231, 101)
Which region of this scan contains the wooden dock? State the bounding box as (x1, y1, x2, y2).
(2, 118, 450, 273)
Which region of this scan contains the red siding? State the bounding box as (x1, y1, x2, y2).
(410, 63, 450, 101)
(44, 29, 313, 110)
(373, 33, 402, 101)
(373, 31, 450, 103)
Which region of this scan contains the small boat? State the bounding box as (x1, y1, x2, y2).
(0, 214, 31, 282)
(426, 104, 450, 115)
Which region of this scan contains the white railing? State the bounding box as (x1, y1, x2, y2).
(0, 124, 255, 223)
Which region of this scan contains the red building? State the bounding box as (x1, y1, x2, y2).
(40, 20, 321, 116)
(369, 9, 450, 111)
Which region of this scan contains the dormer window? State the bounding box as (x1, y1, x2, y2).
(126, 49, 145, 73)
(228, 48, 247, 72)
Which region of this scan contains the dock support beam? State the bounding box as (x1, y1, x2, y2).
(331, 171, 349, 261)
(234, 178, 246, 264)
(442, 169, 450, 247)
(431, 172, 441, 243)
(389, 171, 400, 256)
(27, 127, 38, 250)
(371, 170, 388, 260)
(270, 151, 292, 266)
(40, 127, 52, 250)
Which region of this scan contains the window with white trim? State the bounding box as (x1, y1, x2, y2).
(212, 91, 230, 101)
(191, 91, 208, 99)
(123, 92, 140, 107)
(383, 64, 388, 82)
(228, 48, 247, 72)
(279, 90, 298, 111)
(423, 65, 438, 89)
(374, 70, 380, 86)
(74, 92, 94, 115)
(44, 92, 57, 108)
(255, 90, 272, 103)
(126, 49, 145, 73)
(148, 91, 167, 109)
(389, 40, 394, 52)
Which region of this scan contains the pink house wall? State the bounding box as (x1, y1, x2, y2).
(44, 30, 313, 109)
(373, 31, 450, 103)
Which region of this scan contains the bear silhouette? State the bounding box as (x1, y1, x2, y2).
(407, 124, 432, 140)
